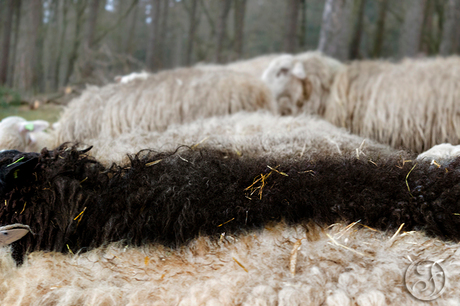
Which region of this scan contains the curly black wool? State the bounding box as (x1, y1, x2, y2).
(1, 144, 459, 260)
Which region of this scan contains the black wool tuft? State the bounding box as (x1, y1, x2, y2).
(1, 144, 460, 261)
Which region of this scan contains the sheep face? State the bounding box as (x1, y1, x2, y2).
(261, 55, 306, 115)
(0, 224, 30, 247)
(0, 117, 49, 152)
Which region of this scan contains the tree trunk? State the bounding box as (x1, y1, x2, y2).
(86, 0, 100, 49)
(185, 0, 198, 66)
(372, 0, 388, 58)
(439, 0, 460, 55)
(81, 0, 100, 79)
(45, 0, 60, 92)
(349, 0, 366, 59)
(234, 0, 247, 59)
(0, 0, 14, 85)
(29, 0, 44, 92)
(125, 0, 139, 55)
(64, 0, 87, 85)
(157, 0, 170, 69)
(283, 0, 300, 53)
(215, 0, 232, 63)
(398, 0, 426, 58)
(318, 0, 354, 61)
(8, 0, 21, 87)
(54, 0, 68, 89)
(146, 0, 161, 70)
(298, 0, 307, 50)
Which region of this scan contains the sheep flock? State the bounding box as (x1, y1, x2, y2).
(1, 51, 460, 305)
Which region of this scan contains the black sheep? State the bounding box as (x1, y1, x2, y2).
(1, 144, 459, 261)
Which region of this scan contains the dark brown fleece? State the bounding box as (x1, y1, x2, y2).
(0, 145, 459, 261)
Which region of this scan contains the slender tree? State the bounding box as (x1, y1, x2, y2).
(125, 0, 140, 55)
(54, 0, 68, 89)
(298, 0, 307, 50)
(8, 0, 21, 87)
(349, 0, 367, 59)
(215, 0, 232, 63)
(64, 0, 87, 85)
(440, 0, 460, 55)
(318, 0, 354, 61)
(29, 0, 44, 92)
(0, 0, 14, 85)
(398, 0, 426, 58)
(372, 0, 388, 58)
(146, 0, 162, 70)
(185, 0, 199, 65)
(234, 0, 247, 59)
(81, 0, 100, 79)
(283, 0, 300, 53)
(157, 0, 170, 69)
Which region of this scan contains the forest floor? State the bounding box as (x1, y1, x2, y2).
(0, 104, 62, 123)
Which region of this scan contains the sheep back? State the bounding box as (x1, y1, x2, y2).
(55, 68, 276, 144)
(325, 56, 460, 153)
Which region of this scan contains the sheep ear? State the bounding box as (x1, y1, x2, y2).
(292, 62, 306, 79)
(0, 227, 29, 246)
(17, 120, 49, 134)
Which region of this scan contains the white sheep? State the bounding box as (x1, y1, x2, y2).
(53, 111, 401, 166)
(0, 117, 50, 153)
(2, 110, 455, 167)
(0, 67, 276, 152)
(325, 57, 460, 152)
(262, 52, 460, 153)
(1, 222, 458, 305)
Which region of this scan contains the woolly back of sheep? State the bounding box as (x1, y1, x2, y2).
(325, 56, 460, 153)
(80, 111, 397, 166)
(55, 68, 275, 145)
(1, 222, 459, 305)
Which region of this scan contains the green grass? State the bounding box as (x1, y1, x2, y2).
(0, 104, 62, 123)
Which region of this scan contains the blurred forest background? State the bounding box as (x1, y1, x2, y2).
(0, 0, 459, 108)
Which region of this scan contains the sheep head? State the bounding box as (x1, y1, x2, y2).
(0, 224, 30, 247)
(0, 116, 51, 152)
(261, 52, 345, 116)
(261, 54, 306, 115)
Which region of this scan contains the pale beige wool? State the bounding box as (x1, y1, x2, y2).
(55, 67, 276, 145)
(0, 68, 276, 152)
(262, 53, 460, 153)
(80, 111, 401, 166)
(1, 223, 459, 305)
(325, 56, 460, 152)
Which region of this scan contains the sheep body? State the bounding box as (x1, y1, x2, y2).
(325, 56, 460, 152)
(1, 222, 458, 305)
(82, 111, 397, 166)
(0, 68, 276, 152)
(58, 67, 276, 142)
(262, 53, 460, 152)
(1, 144, 460, 261)
(0, 117, 50, 152)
